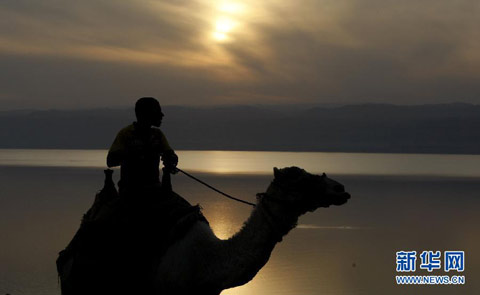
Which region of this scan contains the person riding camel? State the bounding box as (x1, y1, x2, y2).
(107, 97, 178, 196)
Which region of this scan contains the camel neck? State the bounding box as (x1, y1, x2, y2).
(218, 200, 298, 289)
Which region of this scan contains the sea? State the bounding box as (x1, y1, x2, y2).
(0, 149, 479, 295)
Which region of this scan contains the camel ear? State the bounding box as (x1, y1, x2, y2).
(273, 167, 281, 179)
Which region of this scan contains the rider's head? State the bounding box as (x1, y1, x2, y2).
(135, 97, 164, 127)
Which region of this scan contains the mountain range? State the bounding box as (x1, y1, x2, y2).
(1, 103, 479, 154)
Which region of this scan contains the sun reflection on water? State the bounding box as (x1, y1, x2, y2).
(206, 202, 240, 239)
(2, 149, 480, 177)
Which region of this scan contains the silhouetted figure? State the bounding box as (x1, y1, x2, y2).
(107, 97, 178, 195)
(57, 98, 209, 294)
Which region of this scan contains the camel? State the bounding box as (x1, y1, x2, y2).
(57, 166, 350, 295)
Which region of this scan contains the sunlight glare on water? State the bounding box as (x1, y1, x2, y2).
(1, 149, 480, 177)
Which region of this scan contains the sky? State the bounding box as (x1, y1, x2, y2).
(0, 0, 479, 110)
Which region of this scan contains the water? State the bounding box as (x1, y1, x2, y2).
(2, 149, 480, 177)
(0, 149, 479, 295)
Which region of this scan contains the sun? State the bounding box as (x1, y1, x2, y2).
(213, 32, 228, 41)
(213, 18, 235, 42)
(211, 2, 244, 42)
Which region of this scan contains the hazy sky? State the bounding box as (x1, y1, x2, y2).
(0, 0, 479, 110)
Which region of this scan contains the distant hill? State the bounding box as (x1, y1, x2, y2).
(1, 103, 480, 154)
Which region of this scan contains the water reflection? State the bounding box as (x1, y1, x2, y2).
(205, 201, 240, 239)
(2, 149, 480, 177)
(0, 166, 478, 295)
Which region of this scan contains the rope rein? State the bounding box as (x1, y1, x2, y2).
(176, 168, 295, 241)
(176, 168, 256, 207)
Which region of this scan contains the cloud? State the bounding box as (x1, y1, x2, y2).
(0, 0, 479, 109)
(216, 0, 480, 103)
(0, 1, 209, 59)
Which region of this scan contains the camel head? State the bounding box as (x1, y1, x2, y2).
(262, 167, 350, 215)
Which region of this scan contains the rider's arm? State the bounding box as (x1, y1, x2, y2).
(153, 130, 178, 170)
(156, 130, 172, 152)
(150, 129, 173, 154)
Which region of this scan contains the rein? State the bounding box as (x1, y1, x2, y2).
(176, 168, 256, 207)
(176, 168, 298, 241)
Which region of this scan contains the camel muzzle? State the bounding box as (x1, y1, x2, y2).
(322, 176, 350, 205)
